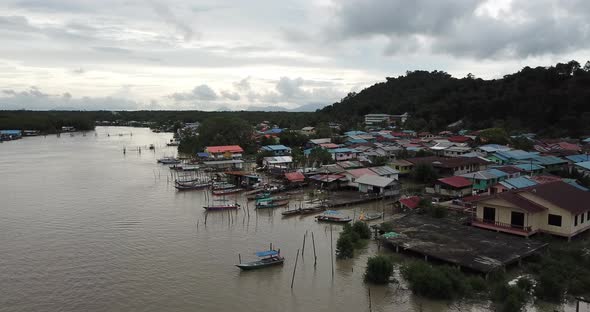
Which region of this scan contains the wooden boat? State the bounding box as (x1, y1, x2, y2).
(359, 212, 383, 221)
(212, 188, 243, 196)
(157, 157, 180, 164)
(281, 208, 302, 217)
(315, 210, 352, 223)
(174, 182, 210, 190)
(236, 250, 284, 270)
(247, 192, 271, 201)
(203, 202, 240, 210)
(255, 199, 289, 209)
(299, 207, 324, 215)
(212, 182, 236, 190)
(149, 144, 155, 150)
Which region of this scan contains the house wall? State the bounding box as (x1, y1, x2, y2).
(332, 152, 358, 161)
(474, 198, 541, 232)
(518, 193, 586, 237)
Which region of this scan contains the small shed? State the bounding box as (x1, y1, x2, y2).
(356, 175, 399, 197)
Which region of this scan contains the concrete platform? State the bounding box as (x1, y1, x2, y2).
(381, 213, 548, 273)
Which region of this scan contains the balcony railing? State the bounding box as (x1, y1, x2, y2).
(472, 218, 532, 233)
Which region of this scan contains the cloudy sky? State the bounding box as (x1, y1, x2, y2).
(1, 0, 589, 111)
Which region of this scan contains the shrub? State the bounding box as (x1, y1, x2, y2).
(378, 222, 394, 234)
(466, 276, 487, 293)
(534, 271, 565, 302)
(516, 277, 533, 293)
(336, 234, 354, 259)
(352, 221, 372, 239)
(491, 284, 527, 312)
(364, 255, 394, 284)
(401, 262, 463, 299)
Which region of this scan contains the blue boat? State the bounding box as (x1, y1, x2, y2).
(236, 250, 284, 270)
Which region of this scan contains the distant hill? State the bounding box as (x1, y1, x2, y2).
(320, 61, 590, 137)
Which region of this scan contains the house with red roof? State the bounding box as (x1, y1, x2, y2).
(472, 181, 590, 239)
(399, 196, 421, 210)
(426, 176, 473, 198)
(205, 145, 244, 159)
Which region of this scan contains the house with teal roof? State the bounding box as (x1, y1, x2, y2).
(460, 169, 508, 191)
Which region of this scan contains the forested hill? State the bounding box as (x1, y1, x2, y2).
(320, 60, 590, 137)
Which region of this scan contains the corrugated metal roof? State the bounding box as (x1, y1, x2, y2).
(263, 156, 293, 164)
(575, 161, 590, 170)
(261, 145, 291, 151)
(566, 154, 590, 163)
(500, 177, 538, 189)
(438, 176, 472, 188)
(369, 166, 400, 176)
(356, 175, 396, 188)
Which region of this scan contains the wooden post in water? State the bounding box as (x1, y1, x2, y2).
(312, 232, 317, 266)
(238, 253, 241, 264)
(302, 230, 307, 258)
(330, 223, 334, 278)
(368, 287, 372, 312)
(291, 249, 300, 289)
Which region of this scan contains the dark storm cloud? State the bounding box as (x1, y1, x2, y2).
(330, 0, 590, 58)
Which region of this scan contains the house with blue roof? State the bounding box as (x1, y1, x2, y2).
(566, 154, 590, 164)
(344, 130, 367, 137)
(460, 169, 508, 191)
(583, 138, 590, 144)
(574, 161, 590, 176)
(260, 145, 292, 156)
(476, 144, 511, 155)
(513, 163, 544, 174)
(529, 156, 568, 171)
(494, 176, 538, 193)
(487, 150, 540, 165)
(329, 148, 360, 161)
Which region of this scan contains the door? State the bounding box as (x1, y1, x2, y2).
(511, 211, 525, 229)
(483, 207, 495, 223)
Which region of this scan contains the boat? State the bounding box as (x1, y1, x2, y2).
(299, 207, 325, 215)
(358, 212, 383, 221)
(170, 164, 200, 171)
(255, 198, 289, 209)
(281, 208, 302, 217)
(149, 144, 155, 150)
(211, 182, 236, 190)
(174, 181, 210, 190)
(236, 250, 284, 270)
(212, 188, 243, 196)
(247, 192, 271, 200)
(203, 202, 240, 210)
(315, 210, 352, 223)
(157, 157, 180, 165)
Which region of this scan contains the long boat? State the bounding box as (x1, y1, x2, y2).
(236, 250, 284, 270)
(157, 157, 180, 164)
(212, 188, 243, 196)
(281, 208, 302, 217)
(203, 202, 240, 210)
(299, 207, 325, 215)
(247, 192, 271, 201)
(174, 182, 210, 190)
(211, 182, 236, 190)
(315, 210, 352, 223)
(255, 199, 289, 209)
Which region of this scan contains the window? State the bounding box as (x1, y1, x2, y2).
(575, 215, 578, 226)
(548, 214, 562, 227)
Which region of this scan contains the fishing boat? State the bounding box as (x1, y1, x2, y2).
(174, 181, 210, 190)
(211, 182, 236, 190)
(170, 164, 200, 171)
(212, 188, 243, 196)
(149, 144, 155, 150)
(247, 192, 271, 201)
(299, 206, 325, 215)
(255, 198, 289, 209)
(281, 208, 302, 217)
(358, 212, 383, 221)
(315, 210, 352, 223)
(157, 157, 180, 165)
(203, 201, 240, 210)
(167, 139, 180, 146)
(236, 250, 284, 270)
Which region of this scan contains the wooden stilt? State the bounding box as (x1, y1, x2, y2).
(291, 249, 300, 289)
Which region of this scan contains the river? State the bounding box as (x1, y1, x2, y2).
(0, 127, 581, 312)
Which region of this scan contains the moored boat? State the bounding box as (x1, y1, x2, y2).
(281, 208, 302, 217)
(157, 157, 180, 164)
(236, 250, 284, 270)
(315, 210, 352, 223)
(175, 182, 210, 190)
(203, 202, 240, 210)
(212, 188, 243, 196)
(255, 199, 289, 209)
(247, 192, 271, 201)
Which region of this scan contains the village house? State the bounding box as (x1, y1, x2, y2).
(487, 150, 540, 165)
(356, 175, 400, 197)
(399, 196, 421, 210)
(476, 144, 511, 156)
(390, 159, 414, 175)
(574, 161, 590, 176)
(426, 176, 473, 198)
(406, 156, 491, 176)
(260, 144, 292, 156)
(262, 156, 293, 171)
(342, 168, 377, 188)
(491, 176, 538, 194)
(205, 145, 244, 159)
(364, 113, 392, 126)
(460, 169, 508, 193)
(329, 148, 360, 161)
(369, 165, 400, 180)
(472, 181, 590, 239)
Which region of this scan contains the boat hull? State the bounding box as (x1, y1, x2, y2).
(235, 258, 284, 270)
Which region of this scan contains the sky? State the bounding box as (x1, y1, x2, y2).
(1, 0, 589, 111)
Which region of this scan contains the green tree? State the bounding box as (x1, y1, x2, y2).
(411, 164, 438, 184)
(352, 221, 371, 239)
(477, 128, 510, 145)
(308, 147, 333, 165)
(364, 255, 394, 284)
(336, 234, 354, 259)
